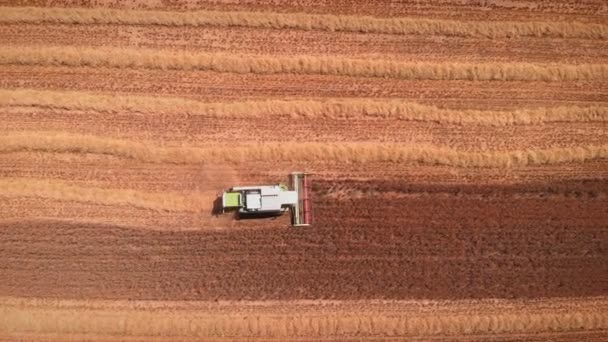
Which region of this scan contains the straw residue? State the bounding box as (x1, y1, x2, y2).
(0, 178, 210, 212)
(2, 88, 607, 125)
(0, 6, 606, 39)
(1, 46, 606, 81)
(1, 132, 607, 168)
(1, 297, 607, 338)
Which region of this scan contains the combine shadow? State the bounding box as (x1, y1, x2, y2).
(236, 212, 283, 221)
(211, 196, 223, 216)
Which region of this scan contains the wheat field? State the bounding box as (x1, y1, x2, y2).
(0, 0, 607, 341)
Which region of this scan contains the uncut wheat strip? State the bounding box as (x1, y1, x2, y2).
(2, 88, 608, 125)
(0, 6, 606, 39)
(0, 178, 210, 212)
(1, 132, 607, 168)
(1, 46, 606, 81)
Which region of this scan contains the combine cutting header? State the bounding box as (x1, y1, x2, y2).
(221, 172, 312, 226)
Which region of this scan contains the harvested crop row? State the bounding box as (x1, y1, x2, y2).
(2, 132, 607, 168)
(321, 187, 606, 200)
(1, 297, 607, 338)
(0, 178, 211, 212)
(1, 46, 606, 82)
(0, 6, 606, 39)
(2, 88, 607, 125)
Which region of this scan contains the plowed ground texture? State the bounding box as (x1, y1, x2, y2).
(0, 0, 607, 340)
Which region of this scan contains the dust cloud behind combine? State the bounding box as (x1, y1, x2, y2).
(0, 0, 607, 340)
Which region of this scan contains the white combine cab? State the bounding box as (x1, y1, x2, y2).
(221, 172, 311, 226)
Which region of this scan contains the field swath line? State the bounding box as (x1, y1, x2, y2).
(0, 178, 211, 212)
(1, 132, 607, 168)
(2, 88, 607, 126)
(1, 46, 607, 81)
(0, 6, 606, 39)
(1, 297, 607, 339)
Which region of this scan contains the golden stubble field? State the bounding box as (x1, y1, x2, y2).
(0, 0, 607, 340)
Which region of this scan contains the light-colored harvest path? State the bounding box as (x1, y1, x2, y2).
(2, 297, 608, 340)
(0, 178, 213, 212)
(2, 46, 607, 81)
(2, 131, 608, 167)
(3, 88, 608, 125)
(1, 6, 606, 39)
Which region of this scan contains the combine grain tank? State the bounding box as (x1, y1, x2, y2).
(221, 172, 312, 226)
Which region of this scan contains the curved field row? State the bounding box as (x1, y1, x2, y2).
(0, 6, 606, 39)
(1, 46, 607, 82)
(0, 178, 212, 212)
(3, 88, 607, 125)
(1, 297, 607, 340)
(2, 131, 608, 167)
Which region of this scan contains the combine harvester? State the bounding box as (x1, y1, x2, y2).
(221, 172, 312, 226)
